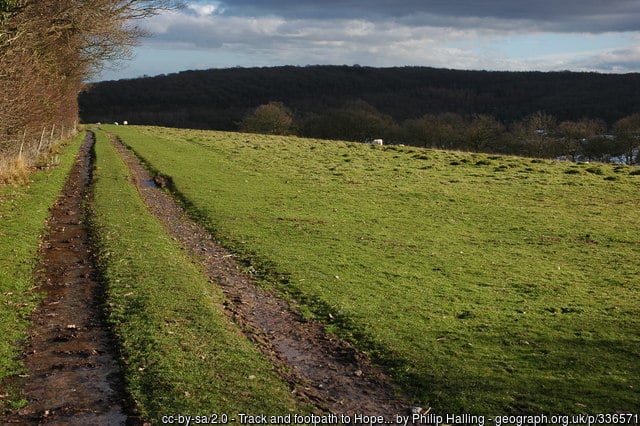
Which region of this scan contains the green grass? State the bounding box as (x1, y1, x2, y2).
(0, 133, 84, 413)
(107, 125, 640, 415)
(90, 130, 302, 421)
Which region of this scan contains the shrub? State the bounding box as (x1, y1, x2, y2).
(239, 102, 294, 135)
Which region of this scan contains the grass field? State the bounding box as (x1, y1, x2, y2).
(0, 133, 84, 412)
(106, 124, 640, 415)
(90, 130, 304, 421)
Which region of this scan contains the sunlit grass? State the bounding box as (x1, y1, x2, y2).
(109, 124, 640, 415)
(90, 130, 303, 421)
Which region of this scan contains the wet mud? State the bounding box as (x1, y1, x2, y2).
(5, 133, 137, 425)
(111, 135, 414, 418)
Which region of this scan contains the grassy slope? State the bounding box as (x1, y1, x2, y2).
(90, 130, 302, 421)
(109, 125, 640, 415)
(0, 133, 84, 412)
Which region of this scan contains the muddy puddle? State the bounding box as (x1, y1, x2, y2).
(5, 132, 138, 425)
(110, 135, 415, 418)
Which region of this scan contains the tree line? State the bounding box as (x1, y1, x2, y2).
(80, 66, 640, 128)
(0, 0, 180, 183)
(79, 65, 640, 162)
(240, 101, 640, 164)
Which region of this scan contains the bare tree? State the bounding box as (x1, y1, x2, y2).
(512, 111, 558, 158)
(1, 0, 182, 181)
(558, 119, 606, 161)
(465, 114, 505, 153)
(613, 113, 640, 165)
(240, 102, 294, 135)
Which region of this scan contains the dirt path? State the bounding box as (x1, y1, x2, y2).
(5, 133, 138, 425)
(110, 135, 416, 418)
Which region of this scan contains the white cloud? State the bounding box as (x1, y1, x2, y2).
(187, 4, 219, 16)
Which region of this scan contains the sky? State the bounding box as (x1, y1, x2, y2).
(97, 0, 640, 81)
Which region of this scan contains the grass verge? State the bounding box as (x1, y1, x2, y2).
(108, 125, 640, 415)
(0, 133, 84, 413)
(90, 129, 303, 421)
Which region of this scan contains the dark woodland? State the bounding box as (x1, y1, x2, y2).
(79, 65, 640, 162)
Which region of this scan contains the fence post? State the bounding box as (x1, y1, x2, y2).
(49, 124, 55, 148)
(18, 128, 27, 160)
(36, 126, 46, 154)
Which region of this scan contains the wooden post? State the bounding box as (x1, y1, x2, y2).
(36, 126, 46, 154)
(49, 124, 55, 148)
(18, 128, 27, 160)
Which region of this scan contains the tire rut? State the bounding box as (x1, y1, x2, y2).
(5, 132, 139, 425)
(110, 134, 415, 418)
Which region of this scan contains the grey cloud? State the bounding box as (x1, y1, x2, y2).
(145, 12, 450, 52)
(212, 0, 640, 33)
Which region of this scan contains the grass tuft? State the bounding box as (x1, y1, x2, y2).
(0, 156, 30, 186)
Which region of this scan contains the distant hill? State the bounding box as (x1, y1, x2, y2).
(79, 65, 640, 131)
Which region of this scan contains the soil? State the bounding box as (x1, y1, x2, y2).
(4, 133, 139, 425)
(110, 135, 417, 418)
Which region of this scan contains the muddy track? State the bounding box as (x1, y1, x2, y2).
(110, 135, 416, 418)
(5, 133, 138, 425)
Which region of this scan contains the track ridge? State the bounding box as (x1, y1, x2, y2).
(109, 133, 414, 417)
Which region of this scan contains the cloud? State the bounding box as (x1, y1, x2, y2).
(143, 6, 289, 48)
(576, 45, 640, 73)
(125, 1, 640, 77)
(212, 0, 640, 33)
(187, 4, 220, 16)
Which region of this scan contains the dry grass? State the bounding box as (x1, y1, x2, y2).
(0, 154, 30, 186)
(0, 133, 74, 186)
